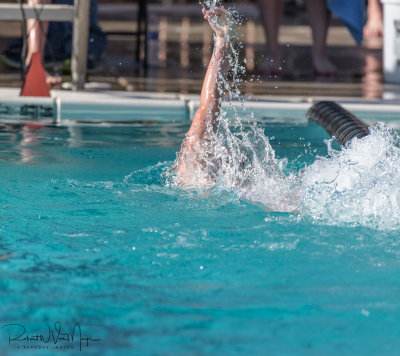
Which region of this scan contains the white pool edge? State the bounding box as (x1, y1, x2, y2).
(1, 88, 400, 124)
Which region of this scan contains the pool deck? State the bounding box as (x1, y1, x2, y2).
(0, 2, 400, 102)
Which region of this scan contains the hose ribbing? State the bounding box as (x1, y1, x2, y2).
(307, 101, 369, 145)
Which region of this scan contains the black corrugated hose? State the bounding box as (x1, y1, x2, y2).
(307, 101, 369, 145)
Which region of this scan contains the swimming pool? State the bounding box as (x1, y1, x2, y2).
(1, 98, 400, 355)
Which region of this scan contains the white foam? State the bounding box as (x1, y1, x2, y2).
(300, 124, 400, 230)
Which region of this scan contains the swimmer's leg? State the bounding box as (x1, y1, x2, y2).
(175, 7, 231, 182)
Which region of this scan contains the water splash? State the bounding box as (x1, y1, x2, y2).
(300, 123, 400, 230)
(200, 0, 217, 11)
(169, 3, 400, 229)
(168, 2, 297, 210)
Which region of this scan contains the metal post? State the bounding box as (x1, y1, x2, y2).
(72, 0, 90, 90)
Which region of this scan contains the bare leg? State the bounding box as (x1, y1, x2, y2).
(306, 0, 336, 76)
(25, 0, 62, 86)
(257, 0, 283, 74)
(364, 0, 383, 38)
(175, 7, 230, 184)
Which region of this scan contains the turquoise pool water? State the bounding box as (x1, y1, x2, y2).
(0, 116, 400, 355)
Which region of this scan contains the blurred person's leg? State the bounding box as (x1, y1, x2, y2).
(364, 0, 383, 38)
(257, 0, 284, 74)
(306, 0, 336, 76)
(26, 0, 61, 86)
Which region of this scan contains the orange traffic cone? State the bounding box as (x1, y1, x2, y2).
(20, 52, 50, 97)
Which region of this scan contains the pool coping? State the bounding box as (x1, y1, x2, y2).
(1, 88, 400, 124)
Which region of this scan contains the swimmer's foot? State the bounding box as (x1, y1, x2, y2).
(312, 53, 337, 77)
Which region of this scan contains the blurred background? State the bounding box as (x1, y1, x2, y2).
(0, 0, 392, 98)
